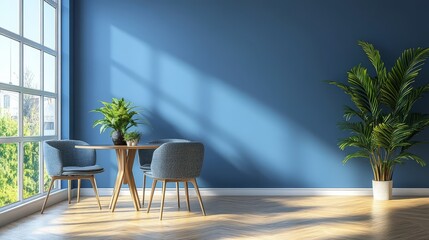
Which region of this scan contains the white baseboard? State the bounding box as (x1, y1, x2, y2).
(0, 189, 68, 227)
(78, 187, 429, 197)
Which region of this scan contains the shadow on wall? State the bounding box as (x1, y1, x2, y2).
(73, 1, 373, 188)
(106, 25, 351, 188)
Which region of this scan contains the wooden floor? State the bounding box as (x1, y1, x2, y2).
(1, 195, 429, 239)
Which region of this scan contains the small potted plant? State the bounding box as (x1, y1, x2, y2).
(124, 131, 141, 146)
(91, 98, 146, 145)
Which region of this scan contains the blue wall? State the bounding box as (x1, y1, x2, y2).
(71, 0, 429, 188)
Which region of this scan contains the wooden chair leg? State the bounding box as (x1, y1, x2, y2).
(41, 178, 56, 214)
(89, 176, 102, 210)
(77, 179, 81, 203)
(176, 182, 180, 208)
(160, 180, 167, 220)
(191, 178, 206, 216)
(108, 189, 114, 209)
(147, 179, 157, 213)
(142, 174, 146, 207)
(68, 179, 72, 204)
(184, 181, 190, 212)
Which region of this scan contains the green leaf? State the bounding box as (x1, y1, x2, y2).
(383, 47, 429, 112)
(393, 152, 426, 166)
(342, 150, 370, 164)
(358, 41, 387, 83)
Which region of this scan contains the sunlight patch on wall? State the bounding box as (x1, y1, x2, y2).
(108, 25, 343, 182)
(110, 26, 152, 80)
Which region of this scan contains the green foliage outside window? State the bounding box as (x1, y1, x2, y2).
(23, 142, 39, 199)
(0, 111, 18, 207)
(0, 94, 51, 208)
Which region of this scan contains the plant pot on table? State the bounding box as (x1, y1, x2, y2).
(111, 131, 126, 145)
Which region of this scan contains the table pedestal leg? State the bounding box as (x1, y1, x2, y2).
(111, 149, 125, 212)
(109, 165, 121, 209)
(127, 149, 141, 209)
(110, 149, 141, 212)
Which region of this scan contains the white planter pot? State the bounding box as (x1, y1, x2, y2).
(372, 180, 393, 200)
(126, 140, 138, 146)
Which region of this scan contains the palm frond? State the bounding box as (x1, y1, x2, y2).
(338, 135, 371, 151)
(402, 84, 429, 116)
(358, 41, 387, 83)
(373, 123, 414, 151)
(347, 66, 376, 115)
(328, 81, 353, 97)
(393, 152, 426, 166)
(342, 105, 365, 121)
(383, 48, 429, 111)
(342, 150, 370, 164)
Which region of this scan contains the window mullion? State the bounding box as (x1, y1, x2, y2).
(39, 97, 43, 194)
(39, 143, 43, 195)
(0, 83, 57, 98)
(40, 140, 44, 193)
(40, 0, 44, 48)
(18, 140, 23, 202)
(40, 0, 44, 192)
(17, 0, 24, 203)
(57, 0, 61, 139)
(1, 136, 58, 143)
(40, 101, 44, 195)
(45, 0, 57, 8)
(0, 29, 57, 56)
(19, 0, 23, 36)
(55, 0, 61, 191)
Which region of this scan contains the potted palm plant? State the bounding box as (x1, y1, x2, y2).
(329, 41, 429, 200)
(91, 98, 142, 145)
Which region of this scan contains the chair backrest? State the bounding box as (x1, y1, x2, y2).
(151, 142, 204, 179)
(138, 139, 190, 166)
(44, 140, 96, 176)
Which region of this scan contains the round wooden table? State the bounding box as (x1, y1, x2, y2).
(75, 144, 159, 212)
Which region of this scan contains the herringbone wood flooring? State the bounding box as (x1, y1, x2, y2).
(1, 195, 429, 239)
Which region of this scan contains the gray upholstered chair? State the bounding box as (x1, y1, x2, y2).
(41, 140, 104, 214)
(138, 139, 190, 207)
(145, 142, 206, 220)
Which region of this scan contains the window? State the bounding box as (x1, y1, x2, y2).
(3, 95, 10, 109)
(0, 0, 59, 209)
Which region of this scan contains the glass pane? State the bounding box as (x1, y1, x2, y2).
(0, 90, 19, 137)
(43, 53, 55, 92)
(0, 143, 18, 208)
(0, 0, 19, 34)
(0, 35, 19, 86)
(23, 94, 40, 136)
(43, 2, 56, 50)
(43, 165, 51, 192)
(23, 142, 40, 199)
(23, 45, 41, 90)
(24, 0, 41, 43)
(43, 97, 55, 135)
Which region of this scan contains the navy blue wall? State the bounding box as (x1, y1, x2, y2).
(71, 0, 429, 188)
